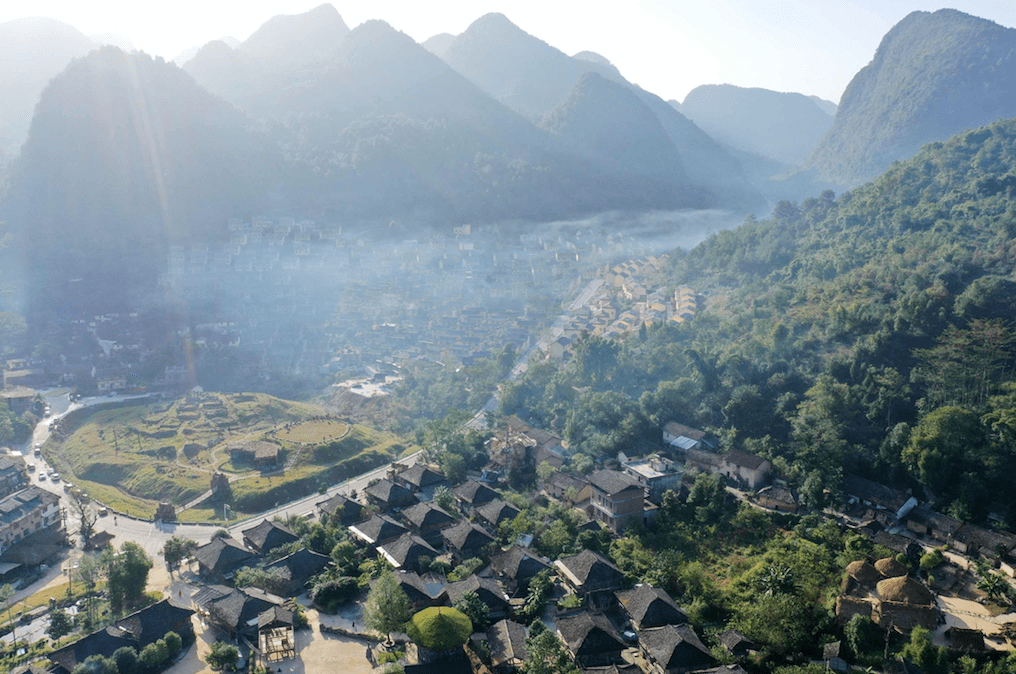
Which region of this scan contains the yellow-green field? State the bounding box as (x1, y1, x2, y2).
(272, 419, 350, 444)
(47, 392, 414, 521)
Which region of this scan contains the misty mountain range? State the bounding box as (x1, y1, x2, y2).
(7, 4, 1016, 313)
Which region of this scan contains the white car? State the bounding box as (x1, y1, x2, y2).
(51, 473, 60, 482)
(38, 472, 46, 481)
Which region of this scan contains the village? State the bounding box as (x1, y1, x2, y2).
(0, 217, 705, 413)
(0, 406, 1013, 674)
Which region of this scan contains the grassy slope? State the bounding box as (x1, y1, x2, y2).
(49, 392, 413, 520)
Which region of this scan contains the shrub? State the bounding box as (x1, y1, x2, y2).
(112, 646, 139, 674)
(138, 639, 168, 669)
(163, 630, 182, 656)
(406, 607, 472, 650)
(206, 640, 239, 670)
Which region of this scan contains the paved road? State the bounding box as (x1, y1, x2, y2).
(465, 276, 606, 430)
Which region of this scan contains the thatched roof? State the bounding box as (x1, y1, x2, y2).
(877, 576, 934, 606)
(875, 557, 909, 578)
(845, 560, 881, 586)
(835, 596, 874, 623)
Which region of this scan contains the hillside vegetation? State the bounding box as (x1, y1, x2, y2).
(504, 117, 1016, 525)
(803, 8, 1016, 185)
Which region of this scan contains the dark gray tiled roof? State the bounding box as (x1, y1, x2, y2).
(452, 480, 499, 506)
(401, 502, 455, 531)
(555, 549, 624, 591)
(492, 545, 552, 581)
(639, 624, 716, 672)
(442, 520, 496, 556)
(350, 514, 409, 545)
(476, 498, 521, 526)
(193, 536, 254, 576)
(588, 470, 641, 496)
(242, 519, 298, 553)
(615, 584, 687, 628)
(487, 619, 528, 668)
(557, 613, 624, 657)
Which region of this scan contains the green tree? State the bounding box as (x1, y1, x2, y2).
(977, 571, 1011, 603)
(104, 542, 153, 614)
(433, 485, 456, 513)
(364, 569, 410, 641)
(47, 606, 74, 640)
(843, 614, 879, 659)
(899, 626, 947, 674)
(919, 548, 944, 571)
(731, 593, 815, 654)
(331, 540, 357, 573)
(72, 655, 118, 674)
(160, 536, 198, 575)
(163, 631, 182, 656)
(233, 565, 290, 596)
(524, 628, 579, 674)
(453, 589, 491, 630)
(685, 472, 728, 525)
(112, 646, 139, 674)
(206, 640, 239, 670)
(77, 553, 105, 627)
(902, 406, 985, 496)
(139, 639, 168, 669)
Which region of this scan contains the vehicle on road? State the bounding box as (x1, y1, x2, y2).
(33, 444, 41, 455)
(50, 473, 60, 481)
(38, 472, 45, 481)
(97, 507, 108, 516)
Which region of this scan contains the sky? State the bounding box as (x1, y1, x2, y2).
(4, 1, 1016, 104)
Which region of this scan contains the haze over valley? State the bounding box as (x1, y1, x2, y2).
(7, 4, 1016, 672)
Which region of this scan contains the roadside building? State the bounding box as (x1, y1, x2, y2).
(0, 487, 61, 556)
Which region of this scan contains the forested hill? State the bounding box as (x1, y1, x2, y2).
(503, 117, 1016, 527)
(4, 47, 278, 313)
(679, 117, 1016, 521)
(802, 8, 1016, 186)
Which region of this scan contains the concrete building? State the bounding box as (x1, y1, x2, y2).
(588, 470, 645, 532)
(0, 486, 61, 555)
(622, 454, 682, 504)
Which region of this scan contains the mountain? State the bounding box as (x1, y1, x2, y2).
(237, 3, 349, 69)
(541, 72, 690, 203)
(0, 17, 94, 158)
(183, 13, 723, 221)
(441, 13, 626, 119)
(571, 51, 623, 79)
(4, 47, 277, 313)
(681, 84, 834, 165)
(172, 36, 239, 65)
(422, 33, 456, 57)
(808, 95, 837, 116)
(803, 9, 1016, 185)
(439, 13, 760, 209)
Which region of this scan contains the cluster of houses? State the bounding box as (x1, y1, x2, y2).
(832, 473, 1016, 651)
(547, 259, 702, 359)
(318, 450, 760, 674)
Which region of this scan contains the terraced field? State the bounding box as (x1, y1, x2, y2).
(47, 392, 412, 521)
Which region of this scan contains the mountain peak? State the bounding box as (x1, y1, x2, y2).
(468, 12, 522, 32)
(422, 32, 456, 57)
(239, 3, 350, 68)
(803, 6, 1016, 185)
